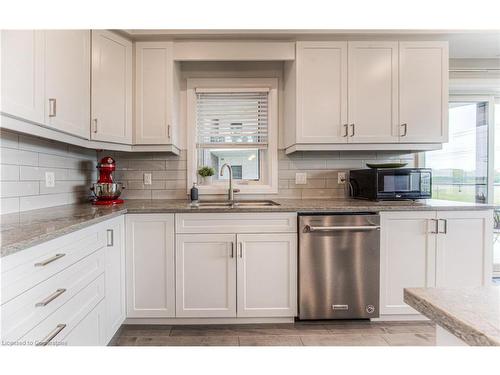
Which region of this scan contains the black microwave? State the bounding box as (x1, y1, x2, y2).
(349, 168, 432, 200)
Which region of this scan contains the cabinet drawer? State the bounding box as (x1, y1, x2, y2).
(1, 248, 104, 342)
(18, 274, 105, 346)
(1, 224, 105, 304)
(175, 213, 297, 234)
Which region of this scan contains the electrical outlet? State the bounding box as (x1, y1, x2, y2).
(337, 172, 347, 184)
(295, 172, 307, 185)
(45, 171, 55, 188)
(144, 173, 152, 185)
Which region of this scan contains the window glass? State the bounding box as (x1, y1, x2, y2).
(197, 148, 260, 181)
(425, 102, 488, 203)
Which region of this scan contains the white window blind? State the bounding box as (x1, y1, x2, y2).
(196, 90, 269, 148)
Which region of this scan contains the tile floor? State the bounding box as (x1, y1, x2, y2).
(114, 321, 436, 346)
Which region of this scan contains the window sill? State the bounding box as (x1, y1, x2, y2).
(195, 184, 278, 195)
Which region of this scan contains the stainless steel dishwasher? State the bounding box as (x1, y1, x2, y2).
(298, 213, 380, 320)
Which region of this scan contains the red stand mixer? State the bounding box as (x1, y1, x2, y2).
(90, 156, 125, 205)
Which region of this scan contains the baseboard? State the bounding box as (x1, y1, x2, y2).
(372, 314, 429, 322)
(123, 317, 295, 325)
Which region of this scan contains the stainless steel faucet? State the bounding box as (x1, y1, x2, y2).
(220, 163, 239, 201)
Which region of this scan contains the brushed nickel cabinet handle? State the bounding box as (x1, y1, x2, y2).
(36, 324, 66, 346)
(167, 124, 171, 138)
(438, 219, 448, 234)
(48, 98, 57, 117)
(35, 288, 66, 307)
(401, 123, 408, 137)
(350, 123, 355, 137)
(343, 124, 348, 137)
(429, 219, 439, 234)
(239, 242, 243, 258)
(35, 253, 65, 267)
(107, 229, 114, 247)
(93, 118, 98, 133)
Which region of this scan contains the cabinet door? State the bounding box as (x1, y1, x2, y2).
(64, 301, 106, 346)
(348, 41, 399, 143)
(45, 30, 90, 138)
(380, 211, 437, 315)
(103, 216, 125, 343)
(1, 30, 44, 123)
(399, 41, 448, 143)
(135, 42, 174, 145)
(91, 30, 132, 144)
(296, 42, 348, 143)
(236, 233, 297, 317)
(125, 214, 175, 318)
(436, 210, 493, 288)
(176, 234, 236, 317)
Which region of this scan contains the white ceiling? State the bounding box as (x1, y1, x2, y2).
(121, 29, 500, 59)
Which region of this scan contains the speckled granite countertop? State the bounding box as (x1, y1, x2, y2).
(1, 198, 492, 258)
(404, 287, 500, 346)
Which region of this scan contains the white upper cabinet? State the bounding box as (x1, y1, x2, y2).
(294, 41, 348, 143)
(347, 41, 399, 143)
(399, 41, 449, 143)
(284, 40, 449, 152)
(44, 30, 91, 139)
(135, 42, 179, 146)
(1, 30, 45, 123)
(91, 30, 132, 144)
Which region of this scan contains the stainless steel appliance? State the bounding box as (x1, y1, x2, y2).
(299, 213, 380, 320)
(349, 168, 432, 200)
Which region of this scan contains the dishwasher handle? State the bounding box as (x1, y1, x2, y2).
(304, 225, 380, 232)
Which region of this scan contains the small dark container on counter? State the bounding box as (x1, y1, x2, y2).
(190, 183, 199, 207)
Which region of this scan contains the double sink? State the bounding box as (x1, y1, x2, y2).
(192, 200, 280, 209)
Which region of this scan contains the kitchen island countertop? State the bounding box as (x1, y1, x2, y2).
(404, 286, 500, 346)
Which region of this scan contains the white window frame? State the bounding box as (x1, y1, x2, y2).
(186, 77, 279, 195)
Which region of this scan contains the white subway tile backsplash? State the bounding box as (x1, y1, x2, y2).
(0, 164, 20, 181)
(1, 197, 20, 214)
(0, 130, 96, 213)
(1, 181, 39, 197)
(1, 147, 38, 166)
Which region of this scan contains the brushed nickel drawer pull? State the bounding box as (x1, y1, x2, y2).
(343, 124, 348, 137)
(34, 253, 66, 267)
(438, 219, 448, 234)
(93, 118, 98, 133)
(36, 324, 66, 346)
(239, 242, 243, 258)
(35, 288, 66, 307)
(230, 242, 234, 258)
(350, 123, 355, 137)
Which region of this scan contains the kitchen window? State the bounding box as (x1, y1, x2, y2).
(187, 78, 278, 195)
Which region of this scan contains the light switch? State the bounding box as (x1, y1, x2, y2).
(295, 173, 307, 185)
(45, 171, 55, 188)
(144, 173, 152, 185)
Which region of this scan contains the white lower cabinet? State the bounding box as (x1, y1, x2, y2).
(174, 213, 298, 319)
(435, 210, 493, 288)
(380, 210, 493, 316)
(237, 233, 297, 317)
(125, 214, 175, 318)
(176, 234, 237, 317)
(102, 216, 126, 343)
(380, 211, 436, 315)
